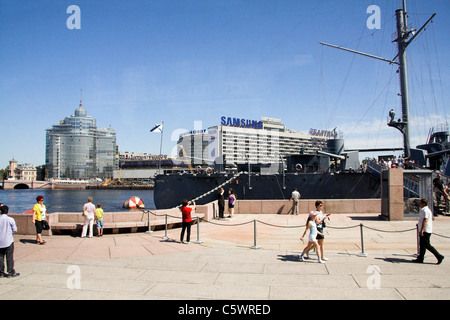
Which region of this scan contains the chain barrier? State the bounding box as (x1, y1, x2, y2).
(205, 220, 254, 227)
(362, 225, 416, 233)
(317, 224, 361, 230)
(432, 232, 450, 239)
(140, 208, 450, 257)
(144, 168, 450, 253)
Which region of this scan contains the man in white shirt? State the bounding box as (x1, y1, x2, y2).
(413, 199, 444, 264)
(289, 188, 301, 215)
(0, 204, 20, 277)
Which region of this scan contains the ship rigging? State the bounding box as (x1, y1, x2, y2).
(320, 0, 436, 159)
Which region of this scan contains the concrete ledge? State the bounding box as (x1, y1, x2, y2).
(10, 207, 206, 235)
(233, 199, 380, 215)
(49, 211, 204, 236)
(9, 199, 377, 235)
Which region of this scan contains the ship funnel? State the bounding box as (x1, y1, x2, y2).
(327, 139, 345, 155)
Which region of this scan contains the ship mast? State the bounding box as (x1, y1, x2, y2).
(389, 2, 436, 158)
(320, 1, 436, 159)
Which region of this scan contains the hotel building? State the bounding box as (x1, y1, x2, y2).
(177, 116, 341, 166)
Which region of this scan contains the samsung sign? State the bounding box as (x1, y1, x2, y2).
(221, 116, 263, 129)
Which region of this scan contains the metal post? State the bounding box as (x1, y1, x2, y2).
(247, 154, 252, 190)
(145, 210, 153, 234)
(250, 219, 260, 249)
(357, 223, 368, 257)
(193, 216, 203, 244)
(162, 214, 169, 240)
(158, 121, 164, 174)
(415, 223, 420, 256)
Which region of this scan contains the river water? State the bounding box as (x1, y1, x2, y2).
(0, 189, 155, 214)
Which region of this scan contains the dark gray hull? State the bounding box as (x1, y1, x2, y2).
(153, 172, 381, 209)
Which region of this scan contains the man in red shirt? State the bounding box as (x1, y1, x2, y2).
(180, 200, 195, 244)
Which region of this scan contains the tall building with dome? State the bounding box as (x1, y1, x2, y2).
(45, 97, 118, 179)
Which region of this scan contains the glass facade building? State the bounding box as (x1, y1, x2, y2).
(45, 103, 117, 179)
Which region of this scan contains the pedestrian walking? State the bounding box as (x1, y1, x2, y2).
(95, 203, 104, 237)
(305, 201, 330, 260)
(32, 195, 47, 245)
(180, 199, 195, 244)
(289, 188, 301, 215)
(82, 197, 96, 238)
(0, 205, 20, 277)
(413, 198, 445, 264)
(299, 212, 325, 263)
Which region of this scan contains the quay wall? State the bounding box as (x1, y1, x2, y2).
(233, 199, 380, 215)
(9, 199, 378, 235)
(9, 201, 217, 235)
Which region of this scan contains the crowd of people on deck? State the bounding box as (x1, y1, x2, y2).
(376, 156, 416, 169)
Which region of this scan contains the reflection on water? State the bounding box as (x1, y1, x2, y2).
(0, 189, 155, 214)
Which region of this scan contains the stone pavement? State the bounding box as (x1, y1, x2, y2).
(1, 213, 449, 300)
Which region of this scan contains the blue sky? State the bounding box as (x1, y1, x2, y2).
(1, 0, 449, 169)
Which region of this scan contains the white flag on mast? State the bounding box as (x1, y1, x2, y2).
(150, 123, 163, 133)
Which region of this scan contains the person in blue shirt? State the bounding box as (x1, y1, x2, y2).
(0, 204, 20, 277)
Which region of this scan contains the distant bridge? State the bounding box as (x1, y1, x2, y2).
(2, 180, 53, 190)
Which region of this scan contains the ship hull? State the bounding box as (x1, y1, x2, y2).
(153, 172, 381, 209)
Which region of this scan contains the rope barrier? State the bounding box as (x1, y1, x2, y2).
(323, 224, 361, 230)
(204, 220, 254, 227)
(142, 209, 449, 256)
(363, 225, 417, 233)
(254, 220, 303, 229)
(433, 232, 450, 239)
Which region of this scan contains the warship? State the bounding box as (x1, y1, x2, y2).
(154, 1, 448, 210)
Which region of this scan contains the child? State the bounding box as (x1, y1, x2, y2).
(299, 212, 325, 263)
(95, 203, 104, 237)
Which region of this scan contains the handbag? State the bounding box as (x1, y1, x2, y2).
(42, 220, 50, 230)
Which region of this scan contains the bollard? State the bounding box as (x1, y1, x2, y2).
(357, 223, 368, 257)
(250, 219, 260, 249)
(145, 211, 153, 234)
(162, 214, 169, 240)
(193, 216, 203, 244)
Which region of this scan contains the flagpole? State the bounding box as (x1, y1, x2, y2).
(158, 121, 164, 174)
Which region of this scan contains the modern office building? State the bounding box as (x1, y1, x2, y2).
(45, 99, 118, 179)
(177, 116, 340, 166)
